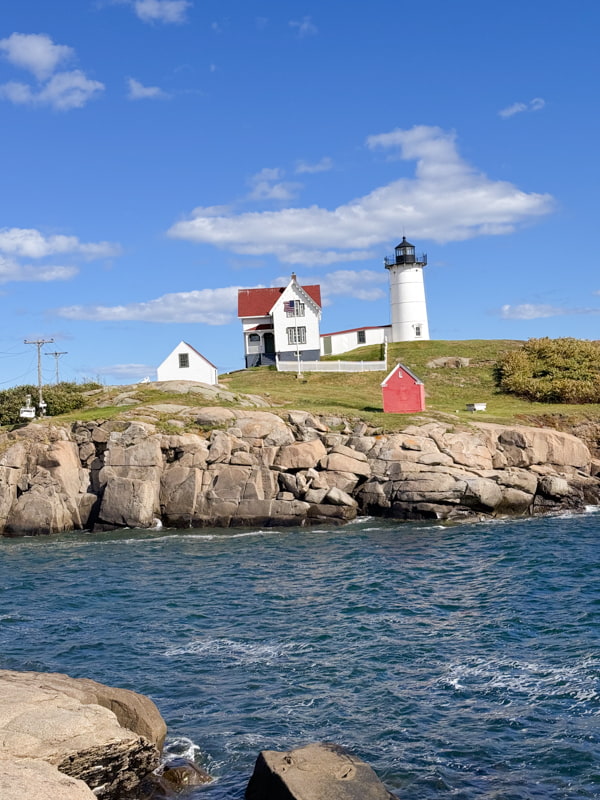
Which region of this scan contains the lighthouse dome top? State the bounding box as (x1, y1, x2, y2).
(384, 237, 427, 269)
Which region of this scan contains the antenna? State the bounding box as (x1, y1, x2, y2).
(24, 338, 54, 414)
(46, 351, 67, 384)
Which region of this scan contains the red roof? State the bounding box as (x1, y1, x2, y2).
(238, 285, 322, 317)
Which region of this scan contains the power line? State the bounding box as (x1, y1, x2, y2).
(46, 351, 67, 384)
(24, 338, 54, 414)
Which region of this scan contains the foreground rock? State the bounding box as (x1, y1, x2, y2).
(1, 409, 599, 535)
(246, 742, 397, 800)
(0, 670, 166, 800)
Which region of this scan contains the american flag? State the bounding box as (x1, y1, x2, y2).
(284, 300, 295, 312)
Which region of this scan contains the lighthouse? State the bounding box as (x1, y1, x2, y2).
(384, 237, 430, 342)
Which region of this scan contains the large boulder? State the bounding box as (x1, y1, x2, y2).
(0, 670, 166, 800)
(274, 440, 327, 471)
(246, 743, 397, 800)
(0, 758, 95, 800)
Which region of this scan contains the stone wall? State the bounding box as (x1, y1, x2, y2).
(0, 409, 598, 535)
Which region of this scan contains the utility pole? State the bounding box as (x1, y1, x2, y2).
(24, 338, 54, 415)
(46, 351, 67, 384)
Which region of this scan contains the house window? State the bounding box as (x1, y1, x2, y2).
(357, 330, 366, 344)
(178, 353, 189, 368)
(248, 333, 260, 342)
(287, 326, 307, 345)
(286, 302, 305, 318)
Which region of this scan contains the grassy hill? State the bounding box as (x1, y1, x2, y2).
(221, 339, 600, 430)
(10, 340, 600, 434)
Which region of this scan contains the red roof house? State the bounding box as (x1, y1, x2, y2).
(238, 284, 321, 317)
(238, 275, 322, 368)
(381, 363, 425, 413)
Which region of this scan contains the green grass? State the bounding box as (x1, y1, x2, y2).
(222, 340, 600, 430)
(12, 340, 600, 433)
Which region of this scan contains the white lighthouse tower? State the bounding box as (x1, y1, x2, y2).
(384, 236, 430, 342)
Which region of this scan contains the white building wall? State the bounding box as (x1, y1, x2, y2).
(242, 316, 272, 357)
(320, 326, 390, 356)
(271, 284, 321, 356)
(388, 264, 430, 341)
(157, 342, 218, 385)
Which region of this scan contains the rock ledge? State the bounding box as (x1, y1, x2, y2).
(0, 670, 166, 800)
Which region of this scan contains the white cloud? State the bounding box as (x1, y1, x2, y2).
(127, 77, 167, 99)
(499, 97, 546, 118)
(134, 0, 191, 23)
(320, 270, 387, 302)
(0, 228, 119, 284)
(295, 157, 333, 174)
(248, 167, 302, 201)
(168, 125, 554, 265)
(0, 255, 78, 284)
(94, 363, 156, 380)
(0, 228, 120, 259)
(500, 303, 600, 320)
(0, 33, 72, 79)
(37, 70, 104, 110)
(500, 303, 565, 319)
(275, 269, 385, 304)
(56, 287, 241, 325)
(0, 34, 103, 110)
(289, 16, 318, 37)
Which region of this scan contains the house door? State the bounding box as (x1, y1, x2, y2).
(263, 333, 275, 354)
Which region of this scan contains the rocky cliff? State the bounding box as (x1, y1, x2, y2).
(1, 408, 598, 535)
(0, 670, 166, 799)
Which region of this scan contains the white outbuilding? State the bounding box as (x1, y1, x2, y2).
(156, 341, 218, 385)
(321, 325, 391, 356)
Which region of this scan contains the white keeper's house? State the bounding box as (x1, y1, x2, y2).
(238, 274, 322, 368)
(157, 341, 218, 385)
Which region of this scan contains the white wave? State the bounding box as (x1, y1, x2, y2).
(163, 637, 296, 663)
(440, 656, 600, 709)
(584, 504, 600, 513)
(162, 735, 203, 762)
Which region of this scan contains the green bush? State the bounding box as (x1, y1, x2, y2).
(0, 382, 92, 425)
(495, 338, 600, 403)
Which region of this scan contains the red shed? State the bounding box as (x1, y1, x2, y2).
(381, 363, 425, 413)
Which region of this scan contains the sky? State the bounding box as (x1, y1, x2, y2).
(1, 0, 599, 386)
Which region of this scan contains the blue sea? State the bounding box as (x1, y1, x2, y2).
(1, 512, 599, 799)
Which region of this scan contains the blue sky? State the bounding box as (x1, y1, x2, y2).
(1, 0, 599, 385)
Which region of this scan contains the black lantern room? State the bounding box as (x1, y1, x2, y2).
(395, 237, 415, 263)
(384, 237, 427, 268)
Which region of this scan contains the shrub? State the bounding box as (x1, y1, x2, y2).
(0, 382, 90, 425)
(495, 338, 600, 403)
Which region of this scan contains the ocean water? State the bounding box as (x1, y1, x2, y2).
(0, 512, 599, 799)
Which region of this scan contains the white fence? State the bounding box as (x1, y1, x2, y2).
(277, 359, 387, 373)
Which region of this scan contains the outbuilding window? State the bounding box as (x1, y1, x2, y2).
(357, 330, 366, 344)
(178, 353, 190, 368)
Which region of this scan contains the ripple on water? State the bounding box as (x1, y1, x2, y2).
(0, 514, 599, 799)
